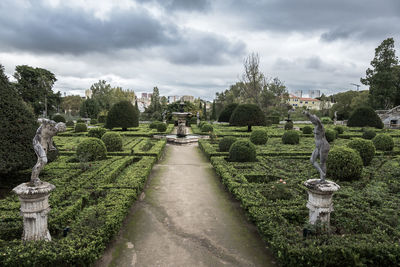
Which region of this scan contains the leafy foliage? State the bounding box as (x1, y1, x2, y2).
(74, 123, 87, 133)
(372, 134, 394, 151)
(52, 114, 65, 123)
(87, 127, 107, 139)
(282, 130, 299, 144)
(76, 138, 107, 161)
(101, 132, 123, 152)
(284, 121, 293, 130)
(201, 123, 213, 132)
(347, 106, 384, 128)
(334, 125, 345, 134)
(250, 129, 268, 145)
(218, 103, 238, 122)
(218, 136, 237, 152)
(325, 129, 337, 142)
(229, 140, 256, 162)
(327, 146, 363, 181)
(79, 98, 100, 119)
(229, 104, 265, 132)
(66, 120, 74, 127)
(347, 138, 376, 166)
(105, 101, 138, 130)
(156, 122, 167, 132)
(302, 125, 313, 134)
(362, 129, 377, 140)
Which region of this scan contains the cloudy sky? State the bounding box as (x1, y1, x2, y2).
(1, 0, 400, 99)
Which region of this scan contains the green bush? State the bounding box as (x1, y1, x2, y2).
(149, 121, 162, 129)
(198, 121, 206, 128)
(90, 118, 98, 125)
(362, 129, 377, 140)
(284, 121, 293, 130)
(282, 130, 299, 145)
(334, 125, 345, 134)
(228, 140, 256, 162)
(250, 129, 268, 145)
(75, 122, 87, 132)
(266, 116, 280, 124)
(229, 104, 265, 132)
(156, 122, 167, 132)
(218, 103, 238, 122)
(105, 100, 139, 130)
(347, 106, 384, 128)
(347, 138, 376, 166)
(98, 115, 107, 123)
(76, 119, 84, 123)
(201, 123, 213, 132)
(321, 117, 332, 124)
(66, 120, 74, 127)
(372, 134, 394, 151)
(101, 132, 123, 152)
(0, 65, 37, 174)
(325, 129, 337, 142)
(302, 125, 313, 134)
(76, 138, 107, 161)
(327, 146, 363, 181)
(87, 127, 107, 139)
(52, 114, 66, 123)
(218, 136, 237, 152)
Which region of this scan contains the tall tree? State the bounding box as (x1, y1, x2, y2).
(361, 38, 399, 109)
(80, 98, 100, 118)
(240, 53, 266, 106)
(211, 100, 217, 121)
(90, 80, 113, 111)
(203, 101, 207, 120)
(61, 95, 83, 116)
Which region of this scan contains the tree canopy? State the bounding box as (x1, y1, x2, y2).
(229, 104, 266, 132)
(105, 100, 138, 130)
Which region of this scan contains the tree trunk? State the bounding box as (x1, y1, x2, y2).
(247, 125, 251, 132)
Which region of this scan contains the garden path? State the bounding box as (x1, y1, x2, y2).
(96, 143, 275, 267)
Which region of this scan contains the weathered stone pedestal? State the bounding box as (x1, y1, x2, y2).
(304, 179, 340, 226)
(12, 182, 55, 241)
(177, 118, 187, 137)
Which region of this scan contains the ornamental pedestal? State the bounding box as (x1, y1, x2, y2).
(304, 179, 340, 227)
(12, 182, 55, 241)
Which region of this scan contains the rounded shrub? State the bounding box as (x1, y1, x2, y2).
(282, 130, 300, 145)
(198, 121, 206, 128)
(149, 121, 162, 129)
(325, 129, 337, 142)
(362, 129, 377, 140)
(52, 114, 66, 123)
(76, 119, 84, 123)
(201, 123, 213, 132)
(321, 117, 332, 124)
(156, 122, 167, 132)
(87, 127, 107, 139)
(229, 140, 256, 162)
(218, 103, 239, 122)
(347, 138, 376, 166)
(334, 125, 345, 135)
(98, 115, 107, 123)
(302, 125, 313, 134)
(327, 146, 363, 181)
(76, 138, 107, 161)
(284, 121, 293, 130)
(66, 120, 74, 127)
(90, 119, 98, 125)
(347, 106, 384, 129)
(101, 132, 123, 152)
(250, 129, 268, 145)
(75, 122, 87, 133)
(105, 100, 139, 130)
(229, 104, 266, 132)
(219, 136, 237, 152)
(372, 134, 394, 151)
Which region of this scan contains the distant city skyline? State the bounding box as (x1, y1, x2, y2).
(1, 0, 399, 100)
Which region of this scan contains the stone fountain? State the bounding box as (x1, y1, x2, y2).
(172, 100, 190, 137)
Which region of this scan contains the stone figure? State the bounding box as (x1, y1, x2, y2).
(333, 111, 338, 125)
(304, 111, 330, 182)
(197, 111, 200, 119)
(31, 119, 66, 186)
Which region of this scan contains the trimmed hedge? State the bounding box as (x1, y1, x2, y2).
(105, 100, 138, 130)
(334, 125, 345, 134)
(74, 123, 87, 133)
(218, 103, 238, 122)
(149, 121, 162, 129)
(250, 129, 268, 145)
(347, 138, 376, 166)
(284, 121, 293, 130)
(229, 104, 265, 132)
(76, 138, 107, 161)
(101, 132, 123, 152)
(302, 125, 313, 134)
(327, 146, 363, 181)
(372, 134, 394, 151)
(156, 122, 167, 132)
(282, 130, 299, 145)
(347, 106, 384, 129)
(325, 129, 337, 142)
(229, 140, 256, 162)
(52, 114, 66, 123)
(362, 129, 377, 140)
(66, 120, 74, 127)
(219, 136, 237, 152)
(87, 127, 107, 139)
(90, 119, 98, 125)
(201, 123, 213, 132)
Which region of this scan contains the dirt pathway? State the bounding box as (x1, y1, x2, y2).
(96, 143, 276, 267)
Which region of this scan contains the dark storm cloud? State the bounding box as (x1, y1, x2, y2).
(0, 1, 178, 54)
(226, 0, 400, 42)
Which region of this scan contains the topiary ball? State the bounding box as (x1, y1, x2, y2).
(219, 136, 237, 152)
(87, 127, 107, 139)
(327, 146, 363, 181)
(348, 106, 384, 129)
(284, 121, 293, 130)
(66, 120, 74, 127)
(229, 140, 256, 162)
(250, 129, 268, 145)
(321, 117, 332, 124)
(76, 119, 84, 123)
(52, 114, 66, 123)
(101, 132, 123, 152)
(302, 125, 313, 134)
(75, 123, 87, 133)
(201, 123, 213, 132)
(76, 138, 107, 161)
(282, 130, 299, 145)
(334, 126, 345, 135)
(90, 119, 98, 125)
(372, 134, 394, 151)
(149, 121, 162, 129)
(156, 122, 167, 132)
(325, 129, 337, 142)
(347, 138, 376, 166)
(362, 129, 376, 140)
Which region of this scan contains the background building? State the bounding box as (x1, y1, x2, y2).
(288, 94, 321, 110)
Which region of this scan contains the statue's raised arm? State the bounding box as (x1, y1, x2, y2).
(31, 119, 66, 186)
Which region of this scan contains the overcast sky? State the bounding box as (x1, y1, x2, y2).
(1, 0, 400, 99)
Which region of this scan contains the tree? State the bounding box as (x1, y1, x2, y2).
(110, 87, 135, 107)
(218, 103, 239, 122)
(347, 106, 383, 129)
(229, 104, 266, 132)
(203, 101, 207, 120)
(260, 77, 288, 112)
(90, 80, 113, 111)
(105, 101, 138, 130)
(0, 65, 37, 174)
(61, 95, 83, 116)
(13, 65, 60, 116)
(350, 90, 370, 110)
(144, 87, 162, 120)
(240, 53, 266, 106)
(211, 100, 217, 121)
(330, 91, 359, 120)
(361, 38, 399, 109)
(79, 98, 100, 118)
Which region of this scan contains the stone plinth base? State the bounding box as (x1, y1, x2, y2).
(12, 182, 55, 241)
(304, 179, 340, 226)
(177, 119, 187, 137)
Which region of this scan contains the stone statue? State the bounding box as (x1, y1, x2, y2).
(304, 111, 330, 182)
(333, 111, 338, 125)
(31, 119, 66, 186)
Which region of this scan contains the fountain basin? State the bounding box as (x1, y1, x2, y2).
(153, 134, 209, 144)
